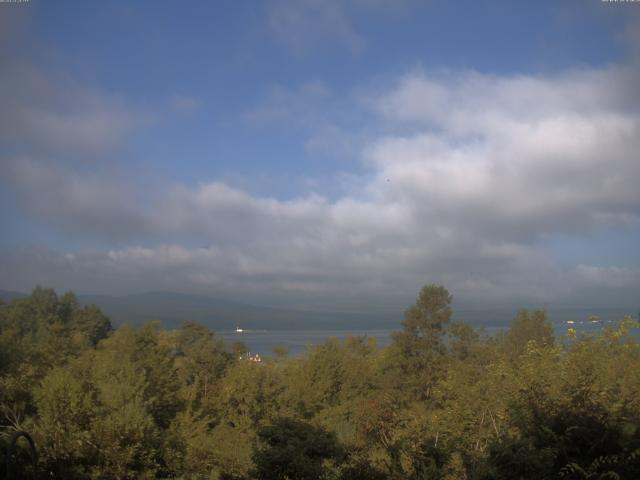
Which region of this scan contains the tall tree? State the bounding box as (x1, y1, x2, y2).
(252, 417, 343, 480)
(388, 284, 453, 399)
(503, 308, 554, 361)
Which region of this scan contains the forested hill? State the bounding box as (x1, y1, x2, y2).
(1, 285, 640, 479)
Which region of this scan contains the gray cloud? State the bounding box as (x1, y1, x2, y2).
(2, 57, 640, 310)
(0, 63, 152, 158)
(268, 0, 365, 55)
(3, 157, 153, 241)
(2, 243, 637, 312)
(243, 80, 370, 161)
(266, 0, 418, 59)
(266, 0, 415, 56)
(244, 81, 331, 126)
(169, 94, 202, 114)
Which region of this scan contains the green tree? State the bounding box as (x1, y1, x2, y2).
(272, 344, 289, 358)
(34, 365, 96, 478)
(252, 417, 344, 480)
(70, 304, 112, 347)
(388, 284, 453, 399)
(503, 308, 554, 361)
(487, 318, 640, 479)
(174, 321, 231, 412)
(448, 322, 481, 361)
(0, 287, 112, 436)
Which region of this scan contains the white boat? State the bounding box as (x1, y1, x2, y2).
(235, 327, 244, 333)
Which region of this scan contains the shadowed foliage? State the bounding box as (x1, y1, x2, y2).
(1, 286, 639, 479)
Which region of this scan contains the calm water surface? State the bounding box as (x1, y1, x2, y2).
(218, 320, 623, 357)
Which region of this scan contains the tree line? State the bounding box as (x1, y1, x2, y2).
(1, 285, 639, 479)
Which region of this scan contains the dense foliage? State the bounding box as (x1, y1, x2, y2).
(1, 286, 639, 479)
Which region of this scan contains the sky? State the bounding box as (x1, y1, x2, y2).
(1, 0, 639, 314)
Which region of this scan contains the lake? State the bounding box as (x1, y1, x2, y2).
(218, 319, 626, 357)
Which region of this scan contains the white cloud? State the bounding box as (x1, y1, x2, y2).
(366, 67, 640, 241)
(2, 62, 640, 309)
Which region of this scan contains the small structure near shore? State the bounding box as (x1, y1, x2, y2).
(239, 352, 262, 363)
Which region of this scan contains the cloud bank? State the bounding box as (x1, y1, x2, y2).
(2, 58, 639, 311)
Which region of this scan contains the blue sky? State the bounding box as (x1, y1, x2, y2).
(1, 0, 639, 313)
